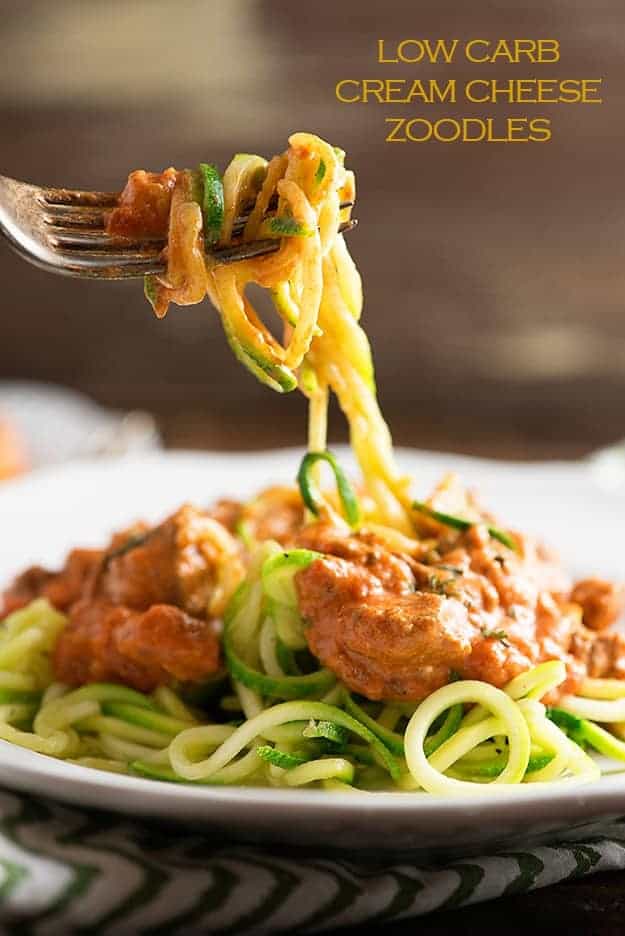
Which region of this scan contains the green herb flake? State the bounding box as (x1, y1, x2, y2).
(480, 627, 510, 647)
(102, 531, 152, 570)
(427, 574, 443, 593)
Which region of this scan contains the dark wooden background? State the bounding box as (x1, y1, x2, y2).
(0, 0, 623, 459)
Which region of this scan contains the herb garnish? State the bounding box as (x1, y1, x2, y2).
(480, 627, 510, 647)
(428, 574, 458, 595)
(428, 574, 445, 593)
(102, 531, 153, 570)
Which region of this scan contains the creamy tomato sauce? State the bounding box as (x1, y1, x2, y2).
(1, 505, 235, 692)
(295, 522, 625, 702)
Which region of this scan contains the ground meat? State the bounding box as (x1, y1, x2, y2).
(298, 553, 477, 700)
(54, 600, 219, 691)
(209, 487, 305, 547)
(98, 505, 229, 617)
(238, 487, 305, 545)
(52, 505, 235, 688)
(2, 504, 236, 691)
(1, 566, 55, 617)
(209, 498, 242, 534)
(297, 522, 416, 595)
(295, 522, 625, 702)
(3, 506, 232, 621)
(106, 168, 177, 238)
(569, 628, 625, 680)
(1, 549, 102, 617)
(248, 487, 305, 544)
(571, 578, 625, 631)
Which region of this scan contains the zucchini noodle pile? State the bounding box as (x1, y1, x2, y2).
(4, 577, 625, 794)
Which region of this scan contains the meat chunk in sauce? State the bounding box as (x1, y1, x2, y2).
(1, 549, 102, 617)
(106, 168, 177, 239)
(300, 554, 474, 700)
(1, 505, 240, 691)
(295, 522, 625, 702)
(98, 505, 236, 617)
(54, 600, 220, 691)
(571, 578, 625, 632)
(210, 486, 305, 546)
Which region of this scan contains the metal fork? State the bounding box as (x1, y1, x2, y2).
(0, 175, 356, 280)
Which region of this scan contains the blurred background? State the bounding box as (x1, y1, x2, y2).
(0, 0, 623, 473)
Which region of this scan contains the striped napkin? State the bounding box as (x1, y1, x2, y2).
(0, 788, 624, 934)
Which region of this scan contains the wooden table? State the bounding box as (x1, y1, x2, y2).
(349, 871, 625, 933)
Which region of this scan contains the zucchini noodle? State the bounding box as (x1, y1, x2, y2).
(145, 132, 413, 529)
(404, 682, 531, 795)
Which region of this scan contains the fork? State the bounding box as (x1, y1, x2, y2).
(0, 175, 356, 280)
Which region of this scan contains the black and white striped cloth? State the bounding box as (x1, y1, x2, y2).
(0, 789, 623, 934)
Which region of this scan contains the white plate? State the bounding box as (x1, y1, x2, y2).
(0, 448, 624, 855)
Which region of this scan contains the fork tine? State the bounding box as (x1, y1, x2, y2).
(52, 257, 167, 280)
(54, 250, 164, 277)
(213, 219, 358, 264)
(43, 188, 119, 208)
(57, 248, 163, 266)
(48, 228, 159, 248)
(42, 205, 108, 228)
